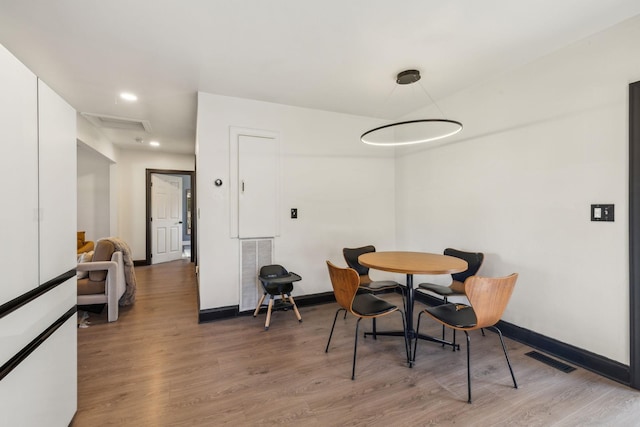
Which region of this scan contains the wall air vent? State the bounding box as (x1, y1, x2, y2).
(240, 239, 273, 312)
(81, 112, 152, 133)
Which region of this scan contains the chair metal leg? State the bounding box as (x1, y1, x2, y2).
(253, 293, 266, 317)
(412, 311, 424, 362)
(442, 296, 449, 349)
(353, 318, 362, 380)
(492, 326, 518, 389)
(371, 318, 377, 339)
(465, 331, 471, 403)
(399, 310, 410, 365)
(325, 308, 345, 352)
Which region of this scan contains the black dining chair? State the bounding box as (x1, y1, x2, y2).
(325, 261, 410, 380)
(412, 273, 519, 403)
(343, 245, 405, 337)
(417, 248, 484, 347)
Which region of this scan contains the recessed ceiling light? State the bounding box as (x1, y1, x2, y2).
(119, 92, 138, 102)
(149, 141, 160, 147)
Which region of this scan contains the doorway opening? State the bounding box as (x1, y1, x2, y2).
(145, 169, 196, 265)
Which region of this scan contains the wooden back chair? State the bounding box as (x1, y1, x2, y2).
(325, 261, 409, 379)
(413, 273, 519, 403)
(343, 245, 405, 337)
(417, 248, 484, 347)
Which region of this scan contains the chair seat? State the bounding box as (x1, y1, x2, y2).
(419, 281, 464, 296)
(77, 278, 106, 295)
(425, 303, 477, 328)
(363, 280, 404, 291)
(352, 293, 398, 317)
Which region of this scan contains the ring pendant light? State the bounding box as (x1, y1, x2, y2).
(360, 69, 463, 146)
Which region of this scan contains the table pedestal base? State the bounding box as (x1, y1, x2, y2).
(363, 329, 460, 366)
(364, 330, 460, 350)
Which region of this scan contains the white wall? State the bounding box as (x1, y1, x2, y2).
(77, 143, 111, 241)
(77, 114, 120, 238)
(115, 148, 195, 259)
(396, 16, 640, 365)
(77, 114, 118, 162)
(196, 94, 397, 310)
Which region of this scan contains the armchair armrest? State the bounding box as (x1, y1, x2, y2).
(77, 260, 117, 272)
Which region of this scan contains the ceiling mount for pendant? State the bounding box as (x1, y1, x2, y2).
(361, 69, 463, 147)
(396, 69, 421, 85)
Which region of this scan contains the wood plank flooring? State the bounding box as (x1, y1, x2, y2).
(72, 260, 640, 426)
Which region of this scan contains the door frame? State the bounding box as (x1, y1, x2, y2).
(145, 168, 196, 265)
(629, 81, 640, 389)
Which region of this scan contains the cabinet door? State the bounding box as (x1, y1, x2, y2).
(0, 47, 77, 426)
(0, 276, 78, 426)
(238, 135, 278, 238)
(0, 44, 39, 303)
(37, 80, 77, 283)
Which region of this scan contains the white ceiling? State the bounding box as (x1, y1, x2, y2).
(1, 0, 640, 154)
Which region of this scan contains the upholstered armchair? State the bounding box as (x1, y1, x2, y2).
(77, 239, 126, 322)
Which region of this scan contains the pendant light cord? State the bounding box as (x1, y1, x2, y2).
(417, 80, 446, 118)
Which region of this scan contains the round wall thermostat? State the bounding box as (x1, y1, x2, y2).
(214, 179, 223, 186)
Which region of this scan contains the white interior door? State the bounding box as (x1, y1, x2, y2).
(151, 174, 183, 264)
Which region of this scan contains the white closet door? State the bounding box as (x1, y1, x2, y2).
(0, 45, 77, 427)
(0, 44, 39, 303)
(0, 311, 77, 427)
(238, 135, 277, 238)
(37, 80, 77, 283)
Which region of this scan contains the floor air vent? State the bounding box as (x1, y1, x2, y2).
(525, 351, 576, 373)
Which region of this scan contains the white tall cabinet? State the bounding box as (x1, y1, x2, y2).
(0, 44, 77, 425)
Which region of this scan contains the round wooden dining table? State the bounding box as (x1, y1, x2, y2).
(358, 251, 468, 353)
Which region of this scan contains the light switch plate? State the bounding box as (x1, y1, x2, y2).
(591, 204, 614, 222)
